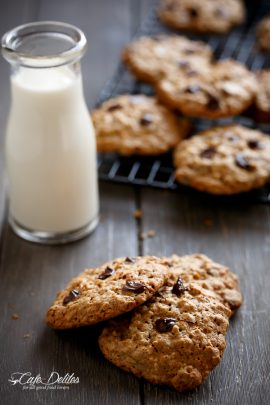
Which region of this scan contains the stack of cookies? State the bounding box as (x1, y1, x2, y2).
(47, 254, 242, 392)
(92, 1, 270, 196)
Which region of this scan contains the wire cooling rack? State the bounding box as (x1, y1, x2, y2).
(97, 0, 270, 204)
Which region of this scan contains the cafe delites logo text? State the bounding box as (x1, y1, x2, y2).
(8, 371, 79, 390)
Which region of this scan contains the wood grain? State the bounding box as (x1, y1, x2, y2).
(0, 183, 140, 405)
(0, 1, 141, 404)
(141, 189, 270, 405)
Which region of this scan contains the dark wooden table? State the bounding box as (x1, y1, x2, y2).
(0, 1, 269, 404)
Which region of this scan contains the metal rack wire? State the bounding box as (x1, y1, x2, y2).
(97, 0, 270, 204)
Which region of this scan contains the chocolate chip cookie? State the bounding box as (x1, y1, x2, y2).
(173, 125, 270, 195)
(46, 256, 167, 329)
(92, 95, 190, 156)
(99, 261, 232, 391)
(257, 15, 270, 52)
(122, 34, 213, 84)
(159, 0, 245, 33)
(157, 59, 258, 119)
(250, 69, 270, 122)
(167, 254, 242, 314)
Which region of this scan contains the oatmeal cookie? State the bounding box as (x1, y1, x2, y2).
(157, 59, 258, 119)
(99, 264, 231, 391)
(47, 256, 167, 329)
(173, 125, 270, 194)
(122, 34, 213, 83)
(159, 0, 245, 33)
(250, 69, 270, 122)
(92, 95, 190, 156)
(167, 254, 242, 313)
(257, 15, 270, 52)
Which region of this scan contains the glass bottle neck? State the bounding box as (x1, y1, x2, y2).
(1, 21, 87, 68)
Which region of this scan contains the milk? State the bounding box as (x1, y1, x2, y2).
(6, 67, 99, 234)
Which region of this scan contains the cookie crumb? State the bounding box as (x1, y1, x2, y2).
(12, 313, 19, 320)
(147, 230, 156, 238)
(123, 281, 146, 294)
(140, 232, 146, 240)
(140, 230, 156, 240)
(133, 209, 143, 219)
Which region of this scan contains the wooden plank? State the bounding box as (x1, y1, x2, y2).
(141, 189, 270, 404)
(0, 184, 140, 405)
(0, 0, 141, 404)
(139, 0, 157, 21)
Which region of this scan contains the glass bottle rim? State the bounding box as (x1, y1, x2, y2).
(1, 21, 87, 68)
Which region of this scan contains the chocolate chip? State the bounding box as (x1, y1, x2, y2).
(155, 318, 177, 333)
(140, 113, 153, 126)
(107, 104, 122, 112)
(224, 132, 239, 143)
(188, 8, 199, 18)
(235, 154, 254, 171)
(123, 281, 146, 294)
(183, 48, 196, 55)
(178, 60, 191, 69)
(172, 277, 188, 297)
(200, 147, 216, 159)
(207, 94, 220, 110)
(98, 266, 115, 280)
(247, 140, 264, 150)
(62, 289, 80, 305)
(185, 84, 201, 94)
(125, 257, 136, 263)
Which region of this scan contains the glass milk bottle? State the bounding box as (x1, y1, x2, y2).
(1, 21, 99, 244)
